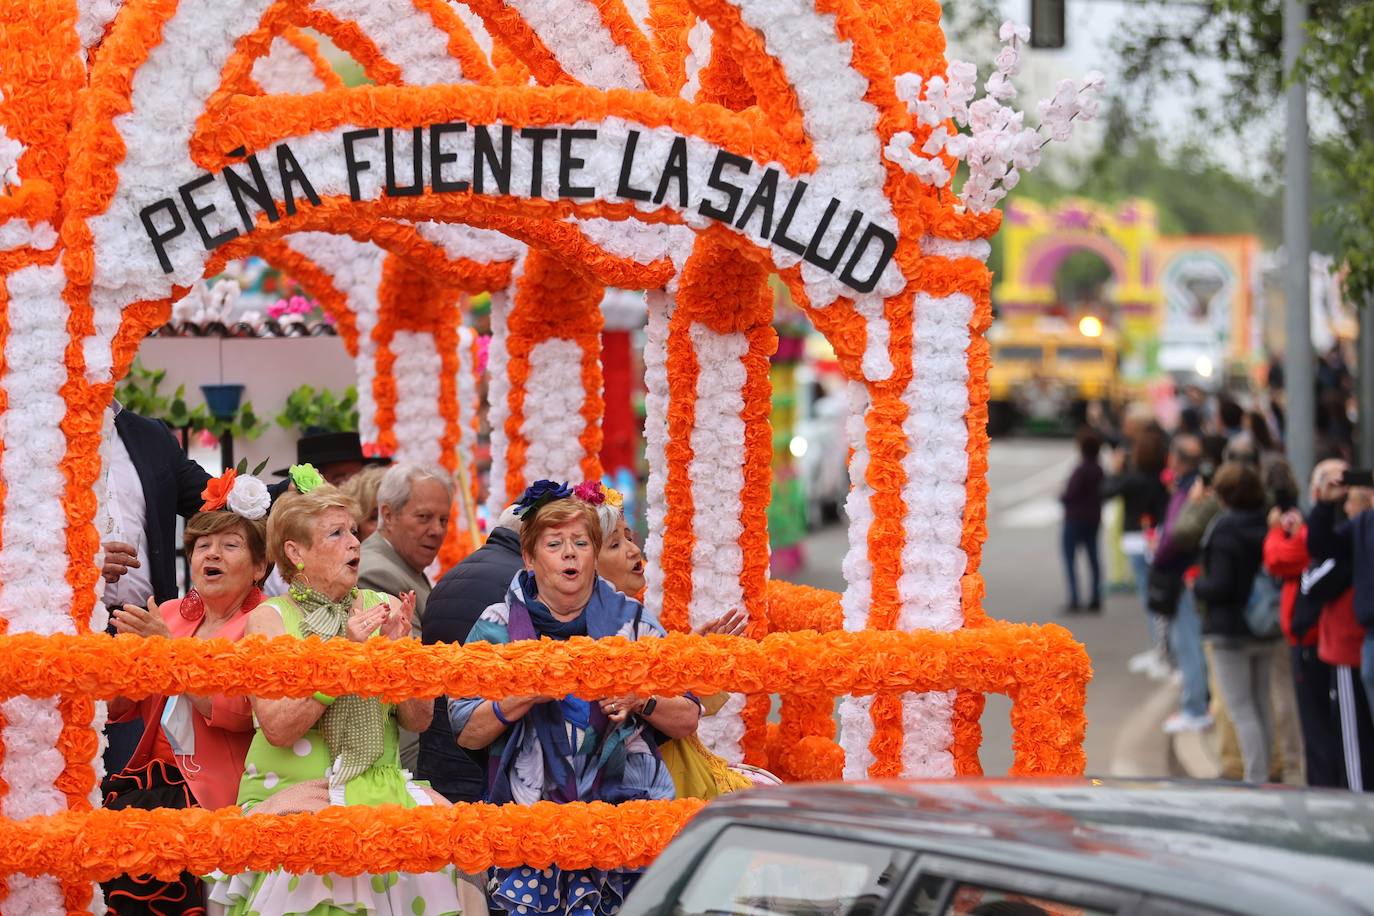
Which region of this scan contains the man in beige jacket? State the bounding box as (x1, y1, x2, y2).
(358, 462, 453, 770)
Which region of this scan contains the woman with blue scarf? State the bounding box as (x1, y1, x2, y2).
(450, 481, 700, 916)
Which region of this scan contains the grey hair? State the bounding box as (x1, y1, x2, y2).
(1223, 434, 1260, 467)
(376, 462, 454, 524)
(592, 502, 621, 543)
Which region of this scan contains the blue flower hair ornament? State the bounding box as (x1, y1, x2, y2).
(514, 479, 573, 520)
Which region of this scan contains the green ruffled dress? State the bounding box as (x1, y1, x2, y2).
(204, 592, 479, 916)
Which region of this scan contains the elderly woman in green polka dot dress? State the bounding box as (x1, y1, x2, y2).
(204, 474, 487, 916)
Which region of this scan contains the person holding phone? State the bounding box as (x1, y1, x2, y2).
(1304, 461, 1374, 790)
(1337, 470, 1374, 734)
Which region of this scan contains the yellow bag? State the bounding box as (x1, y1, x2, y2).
(660, 734, 753, 800)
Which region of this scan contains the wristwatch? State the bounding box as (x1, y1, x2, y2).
(640, 696, 658, 718)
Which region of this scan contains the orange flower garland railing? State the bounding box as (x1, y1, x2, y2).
(0, 627, 1089, 721)
(0, 617, 1089, 883)
(0, 800, 707, 883)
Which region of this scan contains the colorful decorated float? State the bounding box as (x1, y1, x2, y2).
(989, 198, 1264, 431)
(0, 0, 1095, 909)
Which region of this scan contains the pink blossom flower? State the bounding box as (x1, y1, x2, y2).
(572, 480, 606, 505)
(999, 21, 1031, 44)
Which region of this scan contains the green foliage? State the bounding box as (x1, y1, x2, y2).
(233, 456, 271, 476)
(115, 360, 172, 419)
(1115, 0, 1374, 304)
(1011, 107, 1283, 241)
(275, 384, 360, 435)
(1055, 249, 1115, 303)
(115, 360, 268, 440)
(204, 401, 270, 441)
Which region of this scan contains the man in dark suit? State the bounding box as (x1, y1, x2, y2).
(416, 506, 523, 802)
(100, 404, 212, 776)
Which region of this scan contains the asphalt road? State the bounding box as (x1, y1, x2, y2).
(780, 436, 1181, 778)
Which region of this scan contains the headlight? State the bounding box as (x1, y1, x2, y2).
(1195, 356, 1214, 378)
(789, 436, 809, 458)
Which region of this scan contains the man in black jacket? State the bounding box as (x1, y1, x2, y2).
(416, 507, 523, 802)
(101, 405, 212, 775)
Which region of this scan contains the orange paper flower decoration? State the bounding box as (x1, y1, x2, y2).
(200, 469, 237, 512)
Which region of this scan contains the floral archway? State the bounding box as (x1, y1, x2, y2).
(0, 0, 1094, 909)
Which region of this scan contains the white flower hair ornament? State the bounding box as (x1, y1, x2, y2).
(884, 21, 1104, 213)
(224, 475, 271, 520)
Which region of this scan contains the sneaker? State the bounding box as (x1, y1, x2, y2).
(1144, 655, 1177, 681)
(1128, 648, 1164, 674)
(1163, 711, 1214, 735)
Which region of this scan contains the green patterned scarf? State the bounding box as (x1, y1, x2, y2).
(291, 581, 387, 787)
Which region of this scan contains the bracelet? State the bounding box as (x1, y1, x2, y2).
(312, 691, 335, 706)
(491, 700, 512, 726)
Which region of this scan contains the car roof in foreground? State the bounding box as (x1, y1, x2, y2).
(693, 778, 1374, 913)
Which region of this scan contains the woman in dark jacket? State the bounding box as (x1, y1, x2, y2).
(1194, 461, 1275, 783)
(1060, 427, 1105, 612)
(1102, 425, 1170, 650)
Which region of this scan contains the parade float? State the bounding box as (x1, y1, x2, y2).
(0, 0, 1097, 909)
(989, 197, 1266, 432)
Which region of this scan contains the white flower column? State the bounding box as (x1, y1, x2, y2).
(277, 233, 386, 445)
(491, 250, 605, 508)
(653, 237, 775, 765)
(0, 261, 78, 914)
(372, 254, 484, 569)
(372, 254, 463, 467)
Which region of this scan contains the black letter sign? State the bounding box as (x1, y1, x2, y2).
(178, 173, 239, 250)
(559, 128, 598, 199)
(698, 150, 752, 224)
(839, 223, 898, 294)
(615, 130, 653, 201)
(343, 128, 380, 201)
(140, 198, 186, 274)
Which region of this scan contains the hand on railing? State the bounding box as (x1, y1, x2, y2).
(693, 608, 747, 637)
(111, 598, 172, 639)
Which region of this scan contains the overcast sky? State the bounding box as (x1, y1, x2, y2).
(942, 0, 1291, 180)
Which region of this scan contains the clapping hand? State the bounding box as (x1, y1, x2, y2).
(1318, 473, 1348, 505)
(346, 596, 388, 642)
(379, 592, 414, 640)
(112, 599, 171, 639)
(694, 608, 748, 637)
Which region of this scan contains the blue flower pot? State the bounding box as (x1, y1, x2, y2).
(201, 383, 244, 420)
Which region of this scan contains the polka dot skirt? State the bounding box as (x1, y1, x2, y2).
(492, 864, 637, 916)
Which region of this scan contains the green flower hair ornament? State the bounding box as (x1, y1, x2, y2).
(289, 463, 325, 494)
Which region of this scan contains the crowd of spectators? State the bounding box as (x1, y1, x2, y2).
(1062, 367, 1374, 789)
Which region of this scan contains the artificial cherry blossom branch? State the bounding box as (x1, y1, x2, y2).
(884, 22, 1105, 213)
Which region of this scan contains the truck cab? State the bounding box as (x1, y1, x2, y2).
(987, 318, 1120, 435)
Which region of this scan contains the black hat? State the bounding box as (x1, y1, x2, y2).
(273, 431, 387, 477)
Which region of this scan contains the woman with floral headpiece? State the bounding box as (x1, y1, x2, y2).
(572, 481, 778, 800)
(450, 480, 702, 916)
(205, 465, 486, 916)
(102, 469, 273, 914)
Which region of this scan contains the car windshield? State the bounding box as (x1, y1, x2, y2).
(994, 345, 1044, 362)
(1054, 346, 1104, 362)
(672, 827, 910, 916)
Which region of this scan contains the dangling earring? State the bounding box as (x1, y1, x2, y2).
(179, 588, 205, 621)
